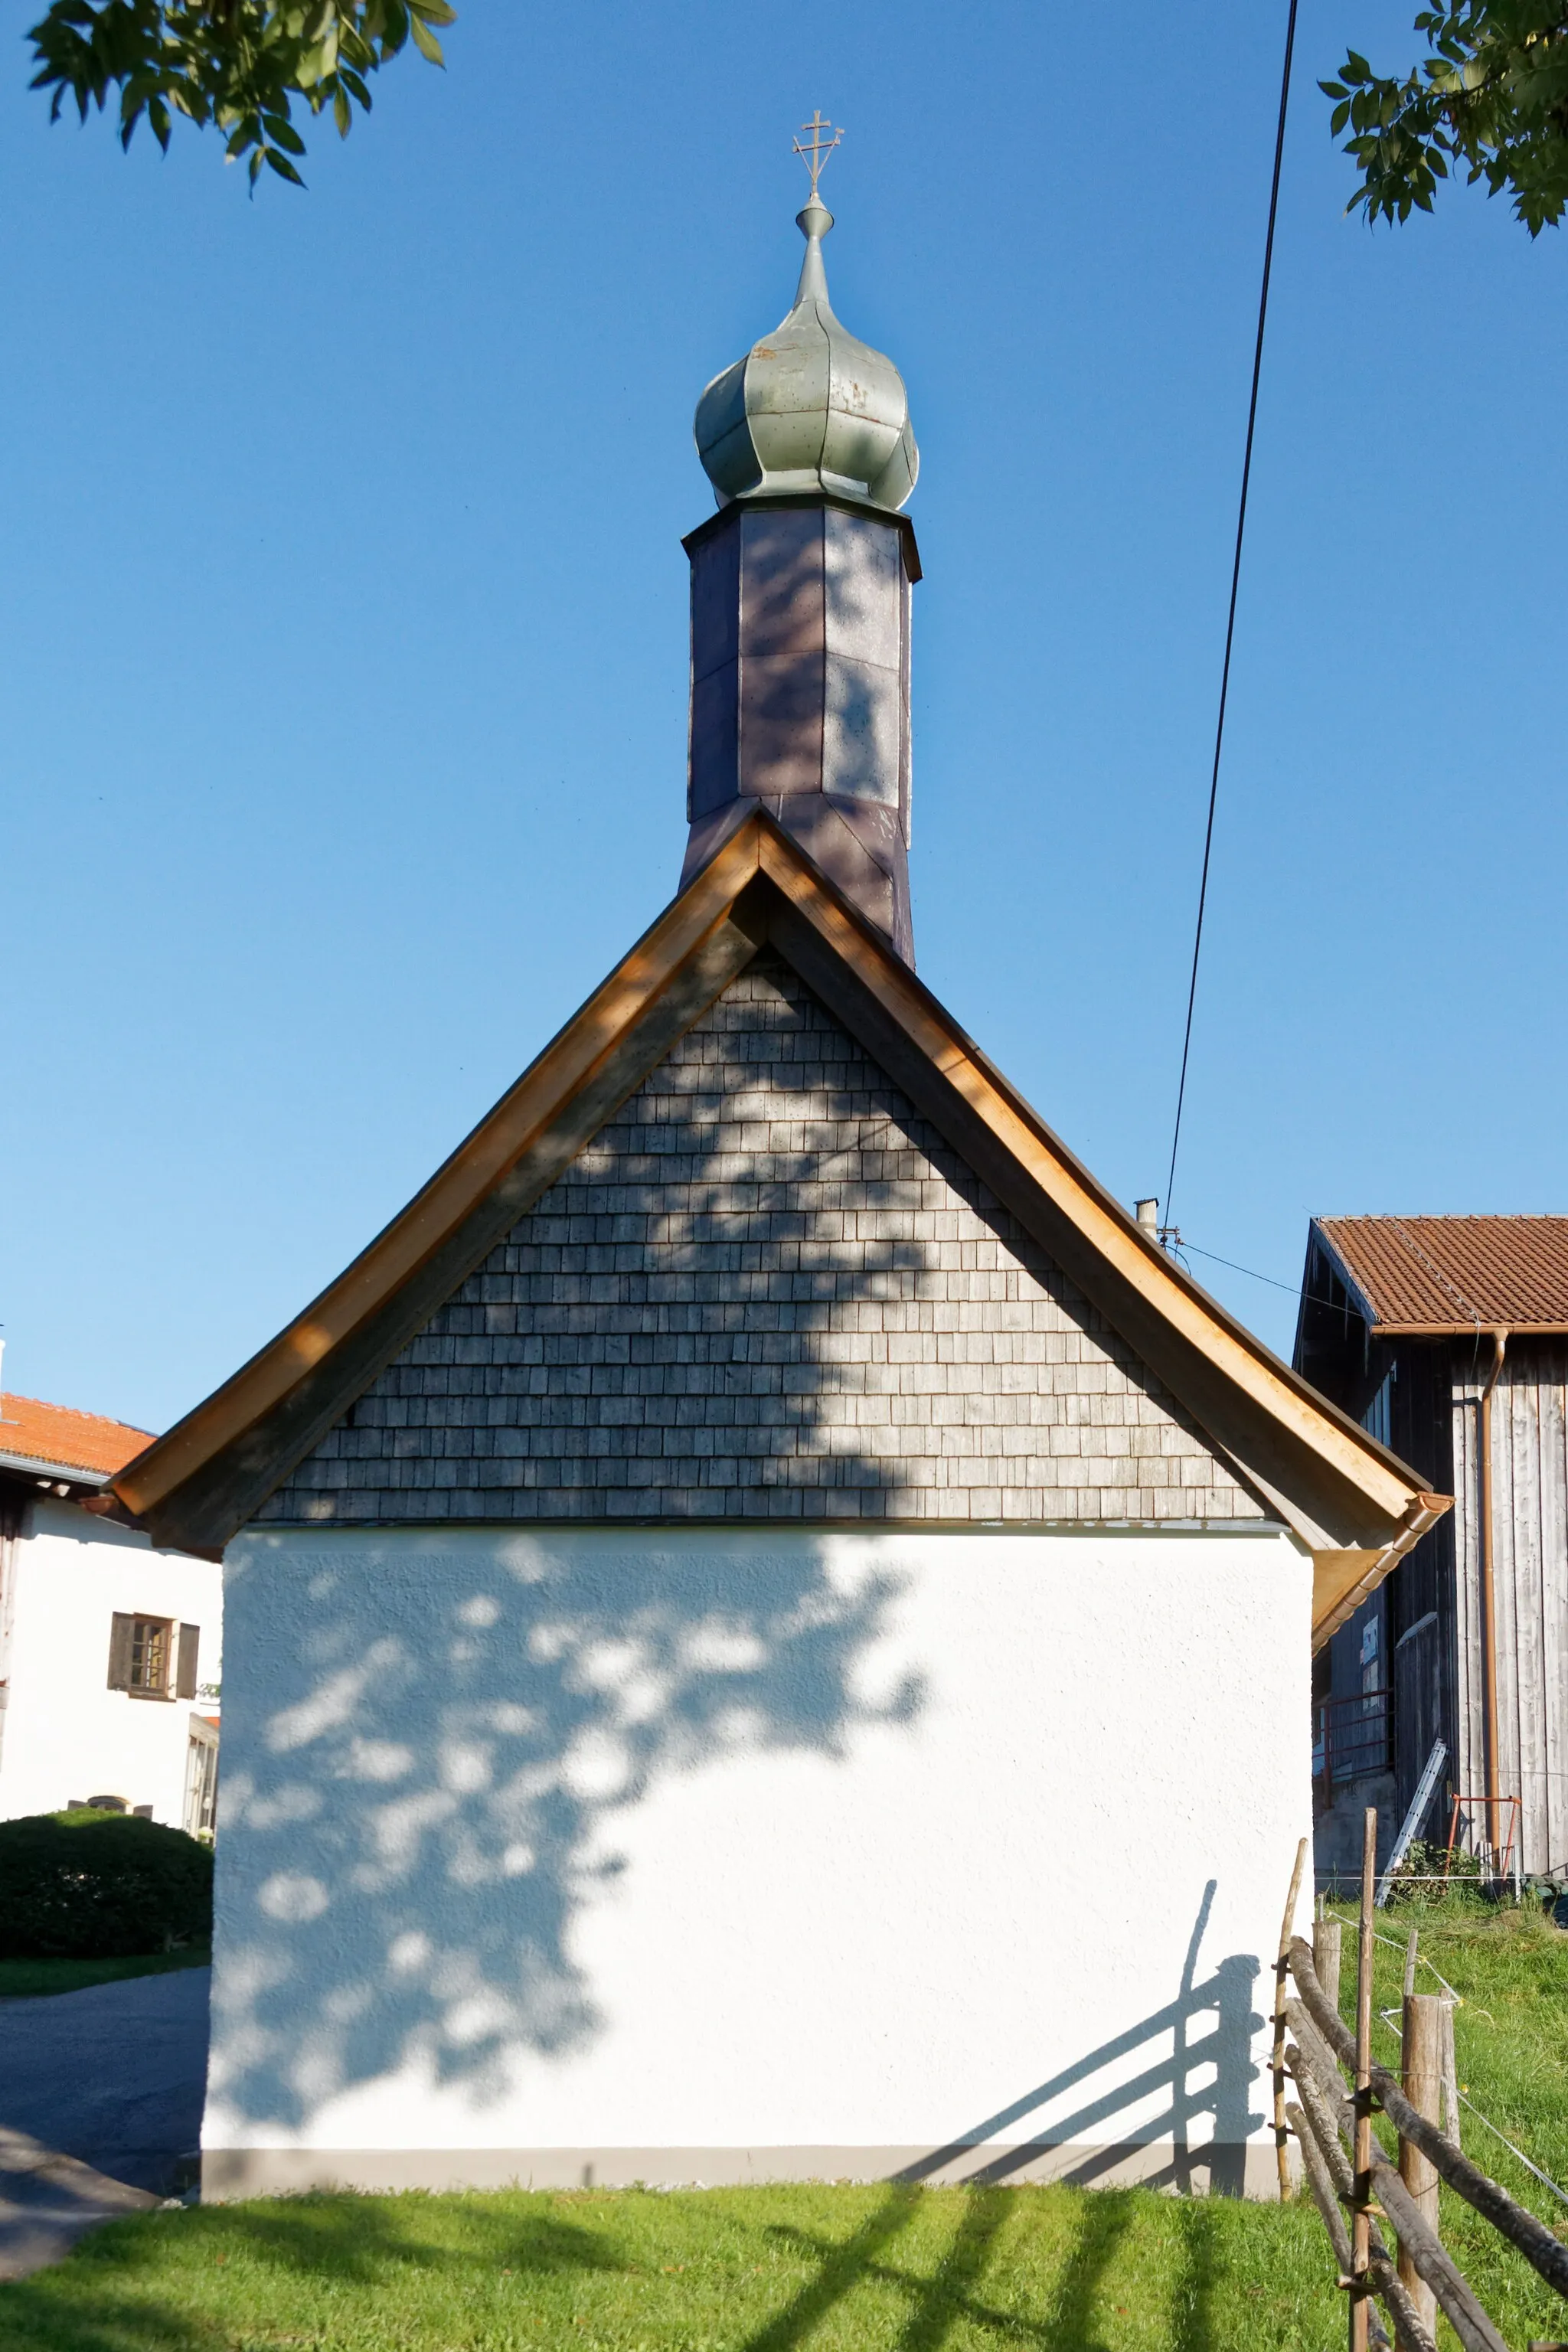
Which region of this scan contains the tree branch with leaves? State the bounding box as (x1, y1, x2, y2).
(1324, 2, 1568, 234)
(28, 0, 456, 188)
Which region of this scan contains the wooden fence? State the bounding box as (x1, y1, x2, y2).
(1273, 1817, 1568, 2352)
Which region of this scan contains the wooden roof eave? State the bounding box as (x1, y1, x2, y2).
(116, 809, 1445, 1565)
(114, 830, 776, 1549)
(1363, 1320, 1568, 1340)
(1308, 1493, 1452, 1655)
(750, 831, 1433, 1553)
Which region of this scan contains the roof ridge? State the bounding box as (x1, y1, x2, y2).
(0, 1392, 152, 1429)
(0, 1390, 152, 1437)
(1335, 1214, 1568, 1232)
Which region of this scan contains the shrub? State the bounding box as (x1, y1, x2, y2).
(1384, 1837, 1486, 1909)
(0, 1808, 214, 1958)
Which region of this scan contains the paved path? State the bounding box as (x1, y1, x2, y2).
(0, 2126, 161, 2282)
(0, 1967, 210, 2278)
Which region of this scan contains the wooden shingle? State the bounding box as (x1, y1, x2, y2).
(264, 959, 1263, 1527)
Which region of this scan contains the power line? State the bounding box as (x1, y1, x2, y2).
(1178, 1239, 1358, 1324)
(1181, 1240, 1301, 1295)
(1175, 1240, 1415, 1369)
(1163, 0, 1301, 1233)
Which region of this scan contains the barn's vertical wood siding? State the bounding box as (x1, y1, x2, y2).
(1387, 1344, 1455, 1831)
(1452, 1342, 1568, 1873)
(1542, 1369, 1568, 1874)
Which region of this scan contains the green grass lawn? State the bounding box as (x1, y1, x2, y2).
(2, 1895, 1565, 2350)
(0, 1942, 211, 2000)
(0, 2180, 1348, 2350)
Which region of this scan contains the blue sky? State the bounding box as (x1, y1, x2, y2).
(4, 0, 1564, 1435)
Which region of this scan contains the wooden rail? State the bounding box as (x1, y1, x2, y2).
(1280, 1810, 1568, 2352)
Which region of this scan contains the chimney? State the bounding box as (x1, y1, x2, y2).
(679, 157, 920, 964)
(1135, 1199, 1160, 1239)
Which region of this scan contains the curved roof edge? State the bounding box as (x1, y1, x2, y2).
(114, 812, 1447, 1644)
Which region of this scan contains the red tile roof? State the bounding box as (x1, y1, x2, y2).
(0, 1392, 155, 1480)
(1317, 1217, 1568, 1335)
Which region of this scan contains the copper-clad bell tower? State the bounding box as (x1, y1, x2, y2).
(679, 126, 920, 964)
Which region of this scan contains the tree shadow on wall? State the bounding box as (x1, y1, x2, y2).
(219, 952, 1245, 2141)
(213, 1534, 922, 2132)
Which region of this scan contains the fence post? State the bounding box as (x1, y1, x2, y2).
(1400, 1991, 1444, 2337)
(1440, 1998, 1462, 2151)
(1351, 1806, 1377, 2352)
(1275, 1837, 1308, 2198)
(1315, 1913, 1343, 2017)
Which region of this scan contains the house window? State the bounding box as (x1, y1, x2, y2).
(184, 1717, 220, 1840)
(130, 1618, 170, 1694)
(108, 1615, 201, 1700)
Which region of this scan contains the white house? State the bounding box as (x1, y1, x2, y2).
(0, 1377, 220, 1833)
(113, 176, 1442, 2201)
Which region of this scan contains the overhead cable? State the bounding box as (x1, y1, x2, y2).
(1163, 0, 1301, 1232)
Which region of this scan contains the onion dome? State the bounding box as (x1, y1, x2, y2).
(694, 191, 918, 513)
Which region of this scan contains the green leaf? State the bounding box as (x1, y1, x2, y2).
(1319, 1, 1568, 237)
(25, 0, 461, 186)
(262, 111, 307, 155)
(379, 1, 410, 58)
(263, 144, 306, 185)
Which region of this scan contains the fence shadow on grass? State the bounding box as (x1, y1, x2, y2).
(2, 2173, 1253, 2352)
(733, 1886, 1263, 2351)
(893, 2184, 1014, 2352)
(1170, 2196, 1227, 2352)
(740, 2180, 1140, 2352)
(741, 2184, 1041, 2352)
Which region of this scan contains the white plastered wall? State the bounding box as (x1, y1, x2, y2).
(0, 1498, 222, 1827)
(207, 1523, 1312, 2197)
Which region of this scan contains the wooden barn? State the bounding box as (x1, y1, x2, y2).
(1295, 1216, 1568, 1880)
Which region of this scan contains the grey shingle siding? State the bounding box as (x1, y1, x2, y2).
(260, 956, 1264, 1526)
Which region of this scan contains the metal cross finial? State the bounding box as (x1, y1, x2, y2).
(792, 110, 843, 201)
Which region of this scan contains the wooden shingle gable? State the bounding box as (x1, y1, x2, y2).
(113, 812, 1446, 1641)
(261, 956, 1269, 1529)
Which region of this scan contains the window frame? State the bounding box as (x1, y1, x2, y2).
(128, 1615, 174, 1698)
(109, 1611, 180, 1700)
(184, 1714, 220, 1839)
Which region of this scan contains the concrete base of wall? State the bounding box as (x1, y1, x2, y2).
(204, 2141, 1287, 2202)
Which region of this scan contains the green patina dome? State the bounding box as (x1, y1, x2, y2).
(694, 194, 918, 514)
